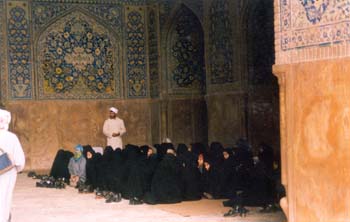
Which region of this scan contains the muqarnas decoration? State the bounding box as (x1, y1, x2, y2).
(170, 6, 205, 92)
(37, 12, 118, 99)
(209, 0, 234, 84)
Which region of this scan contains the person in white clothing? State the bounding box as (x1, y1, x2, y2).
(0, 109, 25, 222)
(103, 107, 126, 150)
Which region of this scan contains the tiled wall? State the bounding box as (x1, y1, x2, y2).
(275, 0, 350, 64)
(274, 1, 350, 221)
(1, 0, 155, 100)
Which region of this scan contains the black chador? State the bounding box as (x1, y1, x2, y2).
(218, 148, 238, 199)
(120, 144, 141, 199)
(206, 142, 225, 199)
(126, 145, 159, 204)
(108, 147, 124, 194)
(83, 145, 99, 190)
(177, 144, 202, 201)
(144, 147, 182, 204)
(50, 149, 73, 181)
(98, 146, 116, 191)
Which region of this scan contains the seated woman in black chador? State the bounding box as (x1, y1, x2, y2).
(223, 141, 279, 217)
(100, 146, 124, 203)
(144, 144, 182, 204)
(177, 143, 202, 201)
(217, 147, 239, 199)
(80, 145, 98, 193)
(126, 145, 159, 205)
(50, 149, 73, 182)
(120, 144, 141, 200)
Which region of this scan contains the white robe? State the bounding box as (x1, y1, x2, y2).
(103, 117, 126, 150)
(0, 130, 25, 222)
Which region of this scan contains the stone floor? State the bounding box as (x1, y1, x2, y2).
(11, 173, 286, 222)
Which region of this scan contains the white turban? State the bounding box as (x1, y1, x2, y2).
(0, 109, 11, 131)
(109, 107, 118, 114)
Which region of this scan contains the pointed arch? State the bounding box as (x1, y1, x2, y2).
(162, 4, 206, 95)
(247, 0, 275, 84)
(33, 6, 121, 41)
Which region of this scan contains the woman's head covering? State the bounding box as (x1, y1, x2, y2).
(0, 109, 11, 131)
(82, 145, 95, 159)
(73, 144, 83, 160)
(140, 145, 149, 155)
(103, 146, 114, 162)
(223, 147, 234, 156)
(176, 143, 188, 156)
(75, 144, 83, 152)
(191, 143, 206, 156)
(123, 144, 140, 161)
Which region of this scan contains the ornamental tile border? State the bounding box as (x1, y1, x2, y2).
(280, 0, 350, 51)
(125, 6, 147, 98)
(7, 1, 33, 99)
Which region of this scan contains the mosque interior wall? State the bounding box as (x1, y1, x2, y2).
(0, 0, 279, 171)
(274, 0, 350, 221)
(6, 99, 153, 170)
(163, 97, 208, 146)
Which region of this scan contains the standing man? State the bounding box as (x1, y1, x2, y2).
(0, 109, 25, 222)
(103, 107, 126, 150)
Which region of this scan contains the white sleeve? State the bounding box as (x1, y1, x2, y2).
(103, 120, 113, 138)
(13, 135, 25, 172)
(119, 120, 126, 136)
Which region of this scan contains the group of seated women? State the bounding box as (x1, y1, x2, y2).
(49, 139, 284, 216)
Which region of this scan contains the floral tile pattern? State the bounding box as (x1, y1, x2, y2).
(7, 2, 32, 99)
(37, 11, 119, 99)
(280, 0, 350, 51)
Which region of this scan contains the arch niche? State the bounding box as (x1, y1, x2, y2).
(161, 4, 208, 145)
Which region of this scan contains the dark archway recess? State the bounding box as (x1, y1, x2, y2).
(167, 4, 206, 94)
(163, 4, 208, 145)
(247, 0, 280, 157)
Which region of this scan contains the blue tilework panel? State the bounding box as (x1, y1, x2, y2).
(7, 2, 32, 99)
(32, 3, 123, 36)
(36, 11, 120, 99)
(208, 0, 234, 85)
(125, 6, 147, 98)
(148, 8, 159, 98)
(33, 0, 145, 4)
(32, 3, 72, 32)
(280, 0, 350, 50)
(158, 0, 175, 29)
(83, 4, 122, 34)
(169, 6, 205, 92)
(122, 0, 146, 4)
